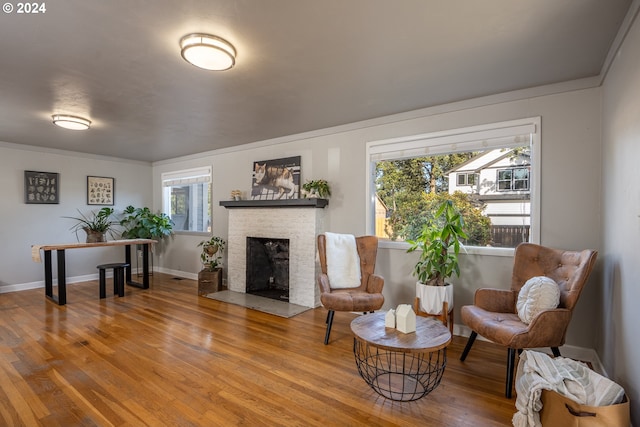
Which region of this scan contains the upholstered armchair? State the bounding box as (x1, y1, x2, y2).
(317, 234, 385, 344)
(459, 243, 597, 398)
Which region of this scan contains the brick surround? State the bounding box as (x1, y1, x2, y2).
(226, 207, 325, 308)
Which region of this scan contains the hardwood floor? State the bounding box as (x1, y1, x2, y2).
(0, 274, 517, 426)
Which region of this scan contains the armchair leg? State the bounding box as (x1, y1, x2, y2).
(324, 310, 335, 345)
(551, 347, 561, 357)
(460, 331, 477, 361)
(506, 348, 516, 399)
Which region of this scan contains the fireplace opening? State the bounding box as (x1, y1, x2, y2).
(246, 237, 289, 302)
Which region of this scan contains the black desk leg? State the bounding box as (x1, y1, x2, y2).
(44, 250, 53, 299)
(125, 245, 133, 284)
(57, 249, 66, 305)
(125, 244, 150, 289)
(142, 243, 149, 289)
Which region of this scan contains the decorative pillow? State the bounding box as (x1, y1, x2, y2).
(516, 276, 560, 324)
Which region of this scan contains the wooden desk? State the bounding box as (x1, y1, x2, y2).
(351, 312, 451, 401)
(31, 239, 156, 305)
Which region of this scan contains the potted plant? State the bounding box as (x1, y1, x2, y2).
(64, 207, 117, 243)
(406, 199, 467, 315)
(119, 206, 174, 240)
(301, 179, 331, 199)
(197, 236, 226, 295)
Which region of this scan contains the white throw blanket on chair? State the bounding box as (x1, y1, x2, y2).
(512, 350, 625, 427)
(324, 232, 361, 289)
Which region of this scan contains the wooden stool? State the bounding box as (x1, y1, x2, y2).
(97, 263, 130, 298)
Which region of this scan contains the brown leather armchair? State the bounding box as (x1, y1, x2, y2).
(317, 234, 385, 344)
(459, 243, 597, 398)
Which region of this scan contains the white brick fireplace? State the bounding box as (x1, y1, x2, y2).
(223, 200, 327, 308)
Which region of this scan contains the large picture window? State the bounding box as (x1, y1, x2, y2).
(162, 166, 211, 233)
(366, 118, 540, 251)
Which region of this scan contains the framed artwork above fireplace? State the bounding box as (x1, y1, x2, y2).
(251, 156, 300, 200)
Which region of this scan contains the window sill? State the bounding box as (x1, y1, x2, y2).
(377, 239, 515, 257)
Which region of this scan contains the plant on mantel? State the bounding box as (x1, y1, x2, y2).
(301, 179, 331, 199)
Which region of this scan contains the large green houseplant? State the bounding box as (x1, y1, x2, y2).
(197, 236, 226, 295)
(119, 206, 174, 240)
(407, 199, 467, 314)
(64, 207, 117, 243)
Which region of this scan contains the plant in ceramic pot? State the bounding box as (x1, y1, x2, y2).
(197, 236, 226, 295)
(301, 179, 331, 199)
(64, 207, 117, 243)
(406, 199, 467, 315)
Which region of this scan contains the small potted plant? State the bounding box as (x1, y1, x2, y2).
(64, 207, 117, 243)
(406, 199, 467, 315)
(301, 179, 331, 199)
(197, 236, 226, 295)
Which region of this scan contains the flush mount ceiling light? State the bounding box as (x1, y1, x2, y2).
(52, 114, 91, 130)
(180, 33, 236, 71)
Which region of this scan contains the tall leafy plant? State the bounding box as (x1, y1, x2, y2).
(407, 199, 468, 286)
(120, 206, 174, 240)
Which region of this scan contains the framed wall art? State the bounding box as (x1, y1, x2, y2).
(87, 176, 115, 205)
(24, 170, 59, 204)
(251, 156, 300, 200)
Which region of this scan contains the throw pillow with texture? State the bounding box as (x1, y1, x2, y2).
(517, 276, 560, 324)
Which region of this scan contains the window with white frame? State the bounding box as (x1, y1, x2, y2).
(162, 166, 211, 233)
(366, 118, 540, 250)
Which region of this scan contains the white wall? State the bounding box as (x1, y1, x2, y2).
(153, 85, 602, 349)
(0, 142, 152, 290)
(601, 8, 640, 424)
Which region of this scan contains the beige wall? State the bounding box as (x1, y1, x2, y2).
(601, 7, 640, 424)
(154, 85, 602, 349)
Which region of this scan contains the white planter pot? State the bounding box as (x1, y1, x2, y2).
(415, 281, 453, 315)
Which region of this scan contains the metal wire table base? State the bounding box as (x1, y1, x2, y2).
(353, 338, 447, 401)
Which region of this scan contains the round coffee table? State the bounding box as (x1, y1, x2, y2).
(350, 312, 452, 401)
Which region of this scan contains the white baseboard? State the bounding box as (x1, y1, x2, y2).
(454, 324, 606, 376)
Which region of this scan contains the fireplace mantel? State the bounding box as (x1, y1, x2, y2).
(220, 199, 328, 209)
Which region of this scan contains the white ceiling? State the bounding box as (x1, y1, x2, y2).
(0, 0, 632, 162)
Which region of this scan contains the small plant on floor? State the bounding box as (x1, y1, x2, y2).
(198, 236, 226, 271)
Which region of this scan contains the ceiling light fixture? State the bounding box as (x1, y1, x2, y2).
(180, 33, 236, 71)
(52, 114, 91, 130)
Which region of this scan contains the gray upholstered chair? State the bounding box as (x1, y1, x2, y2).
(459, 243, 597, 398)
(317, 234, 384, 344)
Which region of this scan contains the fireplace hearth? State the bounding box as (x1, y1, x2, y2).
(246, 237, 289, 302)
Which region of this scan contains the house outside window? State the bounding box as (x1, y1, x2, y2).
(366, 118, 540, 252)
(161, 166, 211, 233)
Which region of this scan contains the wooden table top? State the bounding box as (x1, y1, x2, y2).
(351, 312, 452, 353)
(31, 239, 156, 262)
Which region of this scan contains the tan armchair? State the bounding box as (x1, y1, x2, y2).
(459, 243, 597, 398)
(317, 234, 385, 344)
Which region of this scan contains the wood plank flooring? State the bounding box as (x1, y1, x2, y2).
(0, 274, 517, 426)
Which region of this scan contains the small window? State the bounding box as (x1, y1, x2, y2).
(162, 166, 211, 233)
(457, 172, 476, 186)
(497, 167, 529, 191)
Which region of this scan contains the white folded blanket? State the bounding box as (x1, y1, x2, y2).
(324, 232, 361, 289)
(512, 350, 625, 427)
